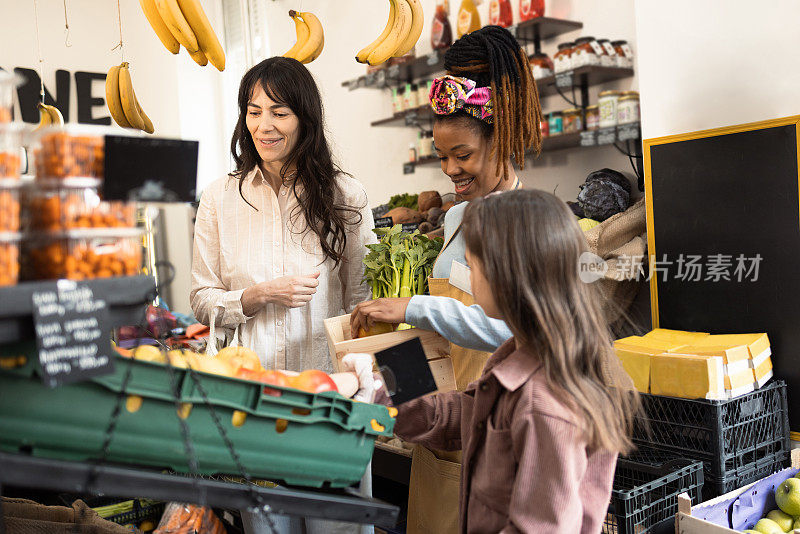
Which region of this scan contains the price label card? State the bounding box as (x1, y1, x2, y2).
(596, 127, 617, 146)
(403, 162, 416, 175)
(32, 280, 114, 388)
(617, 123, 641, 142)
(580, 131, 598, 147)
(555, 72, 573, 89)
(387, 65, 400, 79)
(374, 216, 394, 228)
(401, 222, 420, 232)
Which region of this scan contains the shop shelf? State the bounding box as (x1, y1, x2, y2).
(0, 451, 399, 527)
(605, 447, 704, 534)
(632, 380, 791, 500)
(0, 352, 395, 488)
(342, 17, 583, 90)
(0, 275, 156, 344)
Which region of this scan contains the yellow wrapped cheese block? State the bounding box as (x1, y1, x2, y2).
(644, 329, 710, 344)
(694, 333, 770, 360)
(677, 345, 750, 365)
(724, 367, 756, 390)
(614, 336, 687, 353)
(754, 356, 774, 388)
(649, 353, 725, 400)
(613, 346, 662, 393)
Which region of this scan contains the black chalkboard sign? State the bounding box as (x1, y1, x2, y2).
(374, 216, 393, 228)
(644, 116, 800, 430)
(31, 280, 113, 388)
(401, 223, 419, 233)
(375, 337, 436, 405)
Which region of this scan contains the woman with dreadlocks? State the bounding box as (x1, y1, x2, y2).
(351, 25, 541, 377)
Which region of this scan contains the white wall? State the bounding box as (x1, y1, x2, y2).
(256, 0, 639, 206)
(634, 0, 800, 139)
(0, 0, 228, 190)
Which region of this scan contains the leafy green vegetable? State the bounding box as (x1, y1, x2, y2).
(363, 225, 443, 300)
(386, 193, 419, 211)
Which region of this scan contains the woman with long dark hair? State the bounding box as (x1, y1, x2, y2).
(191, 57, 374, 374)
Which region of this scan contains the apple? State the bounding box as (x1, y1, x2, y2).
(765, 509, 793, 532)
(752, 518, 784, 534)
(776, 478, 800, 516)
(166, 349, 191, 368)
(216, 346, 262, 373)
(131, 345, 166, 363)
(234, 368, 291, 396)
(291, 369, 338, 394)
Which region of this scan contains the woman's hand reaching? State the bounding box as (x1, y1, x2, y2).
(241, 271, 321, 315)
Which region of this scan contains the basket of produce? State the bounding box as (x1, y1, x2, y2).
(0, 345, 395, 488)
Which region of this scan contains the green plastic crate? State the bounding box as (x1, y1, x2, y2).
(0, 350, 395, 488)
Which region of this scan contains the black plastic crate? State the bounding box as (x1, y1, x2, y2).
(703, 449, 790, 500)
(605, 448, 703, 534)
(632, 380, 790, 498)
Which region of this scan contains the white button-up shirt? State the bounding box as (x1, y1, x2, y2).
(190, 168, 375, 373)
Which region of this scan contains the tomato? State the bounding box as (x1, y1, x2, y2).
(291, 369, 338, 394)
(235, 368, 290, 396)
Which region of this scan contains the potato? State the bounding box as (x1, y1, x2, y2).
(426, 207, 444, 224)
(418, 191, 442, 212)
(385, 207, 424, 225)
(419, 221, 434, 233)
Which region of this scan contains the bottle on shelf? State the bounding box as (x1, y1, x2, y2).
(519, 0, 545, 21)
(431, 0, 453, 50)
(409, 142, 418, 163)
(488, 0, 513, 27)
(457, 0, 482, 38)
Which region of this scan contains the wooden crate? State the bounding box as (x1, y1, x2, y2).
(323, 314, 455, 392)
(674, 449, 800, 533)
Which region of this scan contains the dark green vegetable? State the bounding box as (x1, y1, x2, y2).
(362, 225, 443, 299)
(386, 193, 419, 211)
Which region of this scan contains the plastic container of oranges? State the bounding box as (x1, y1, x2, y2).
(22, 228, 143, 281)
(0, 232, 20, 286)
(0, 124, 23, 179)
(32, 125, 105, 179)
(23, 178, 135, 231)
(0, 71, 17, 124)
(0, 180, 20, 232)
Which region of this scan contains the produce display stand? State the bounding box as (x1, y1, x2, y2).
(0, 275, 400, 528)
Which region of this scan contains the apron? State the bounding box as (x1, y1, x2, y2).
(406, 223, 493, 534)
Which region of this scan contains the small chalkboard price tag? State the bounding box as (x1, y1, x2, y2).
(555, 72, 573, 89)
(401, 222, 420, 233)
(403, 162, 416, 175)
(31, 280, 114, 388)
(374, 216, 393, 228)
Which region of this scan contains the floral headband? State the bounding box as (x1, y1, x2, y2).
(429, 75, 494, 124)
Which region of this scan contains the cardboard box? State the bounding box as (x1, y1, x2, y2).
(323, 314, 455, 392)
(644, 328, 710, 344)
(649, 353, 725, 400)
(674, 449, 800, 533)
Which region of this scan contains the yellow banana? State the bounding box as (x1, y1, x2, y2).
(139, 0, 180, 54)
(176, 0, 225, 71)
(393, 0, 423, 57)
(43, 104, 64, 126)
(304, 31, 324, 64)
(356, 0, 396, 63)
(367, 0, 412, 66)
(135, 94, 155, 134)
(294, 11, 323, 64)
(34, 103, 53, 131)
(154, 0, 199, 52)
(118, 63, 146, 131)
(105, 65, 133, 128)
(283, 10, 309, 60)
(188, 47, 208, 66)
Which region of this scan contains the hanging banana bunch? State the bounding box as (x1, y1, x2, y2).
(282, 10, 325, 64)
(105, 62, 154, 134)
(356, 0, 423, 65)
(34, 103, 64, 130)
(140, 0, 225, 71)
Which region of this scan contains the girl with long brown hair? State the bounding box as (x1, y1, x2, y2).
(390, 189, 639, 533)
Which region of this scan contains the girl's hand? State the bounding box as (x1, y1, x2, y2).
(262, 271, 321, 308)
(350, 297, 412, 336)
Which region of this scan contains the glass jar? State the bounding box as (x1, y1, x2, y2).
(417, 81, 430, 106)
(0, 181, 20, 232)
(596, 39, 617, 68)
(571, 37, 602, 69)
(0, 125, 23, 180)
(548, 111, 563, 135)
(553, 42, 573, 74)
(598, 90, 621, 128)
(612, 40, 634, 69)
(0, 71, 18, 124)
(391, 88, 402, 115)
(33, 126, 105, 180)
(562, 108, 583, 133)
(519, 0, 545, 20)
(0, 233, 20, 286)
(617, 91, 640, 124)
(585, 105, 600, 130)
(404, 83, 419, 110)
(529, 53, 554, 80)
(540, 117, 549, 138)
(419, 131, 433, 158)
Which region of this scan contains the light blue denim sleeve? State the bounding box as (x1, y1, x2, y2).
(404, 295, 513, 352)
